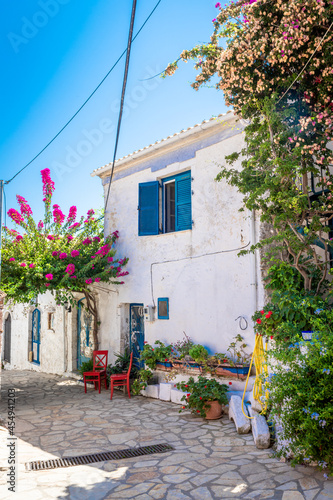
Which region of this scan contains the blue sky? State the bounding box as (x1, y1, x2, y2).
(1, 0, 228, 227)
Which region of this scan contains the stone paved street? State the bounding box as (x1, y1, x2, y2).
(0, 370, 332, 500)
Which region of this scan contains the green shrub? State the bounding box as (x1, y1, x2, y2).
(188, 344, 209, 364)
(78, 359, 93, 377)
(176, 376, 228, 418)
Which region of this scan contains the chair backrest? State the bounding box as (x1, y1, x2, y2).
(126, 352, 133, 379)
(93, 350, 108, 371)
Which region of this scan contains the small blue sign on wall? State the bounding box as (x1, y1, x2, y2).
(158, 298, 169, 320)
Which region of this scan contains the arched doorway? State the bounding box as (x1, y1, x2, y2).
(4, 314, 11, 363)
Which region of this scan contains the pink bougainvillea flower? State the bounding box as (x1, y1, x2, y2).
(20, 262, 26, 267)
(9, 258, 15, 262)
(91, 255, 95, 259)
(53, 204, 65, 225)
(47, 235, 55, 241)
(107, 257, 113, 263)
(45, 283, 50, 287)
(71, 250, 80, 257)
(71, 275, 77, 279)
(87, 209, 95, 217)
(45, 273, 53, 280)
(215, 2, 221, 7)
(52, 251, 58, 257)
(59, 253, 67, 260)
(41, 169, 55, 206)
(212, 18, 216, 22)
(95, 277, 101, 283)
(69, 222, 80, 230)
(85, 278, 93, 284)
(16, 195, 33, 217)
(65, 264, 75, 275)
(8, 208, 24, 225)
(93, 236, 101, 242)
(67, 235, 73, 241)
(38, 220, 44, 230)
(29, 263, 35, 268)
(67, 205, 77, 223)
(16, 235, 23, 241)
(82, 238, 92, 245)
(96, 244, 111, 256)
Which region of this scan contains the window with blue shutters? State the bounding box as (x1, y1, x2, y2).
(138, 171, 192, 236)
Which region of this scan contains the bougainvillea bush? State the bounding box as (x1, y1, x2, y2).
(2, 168, 128, 346)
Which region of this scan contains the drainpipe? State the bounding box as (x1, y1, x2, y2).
(250, 209, 258, 313)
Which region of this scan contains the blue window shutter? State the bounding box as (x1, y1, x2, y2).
(175, 172, 192, 231)
(138, 181, 159, 236)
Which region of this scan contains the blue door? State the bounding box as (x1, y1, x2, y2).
(31, 309, 41, 364)
(130, 304, 145, 369)
(77, 298, 93, 369)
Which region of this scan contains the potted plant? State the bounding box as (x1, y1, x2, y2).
(171, 332, 195, 368)
(176, 376, 228, 419)
(214, 335, 252, 380)
(140, 340, 173, 371)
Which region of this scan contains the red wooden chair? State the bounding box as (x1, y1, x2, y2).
(83, 350, 108, 394)
(110, 352, 133, 400)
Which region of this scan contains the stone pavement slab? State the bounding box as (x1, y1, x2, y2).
(0, 370, 332, 499)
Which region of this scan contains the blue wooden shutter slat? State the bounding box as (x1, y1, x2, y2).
(175, 172, 192, 231)
(138, 181, 159, 236)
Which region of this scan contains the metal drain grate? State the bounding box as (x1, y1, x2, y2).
(25, 443, 174, 471)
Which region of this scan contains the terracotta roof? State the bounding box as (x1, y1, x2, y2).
(91, 111, 236, 177)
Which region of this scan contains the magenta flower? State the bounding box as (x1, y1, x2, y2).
(9, 258, 15, 262)
(16, 235, 23, 241)
(82, 238, 92, 245)
(95, 277, 101, 283)
(65, 263, 75, 275)
(8, 208, 24, 225)
(59, 252, 67, 260)
(47, 235, 55, 241)
(41, 169, 55, 206)
(85, 278, 93, 284)
(96, 244, 111, 256)
(16, 195, 33, 217)
(93, 236, 101, 242)
(71, 275, 77, 279)
(71, 250, 80, 257)
(67, 205, 77, 223)
(215, 2, 221, 7)
(52, 251, 58, 257)
(53, 204, 65, 225)
(69, 222, 80, 230)
(45, 273, 53, 280)
(107, 257, 113, 263)
(45, 283, 50, 287)
(38, 220, 44, 230)
(20, 263, 26, 267)
(212, 18, 216, 22)
(87, 209, 95, 217)
(67, 235, 74, 241)
(29, 263, 35, 268)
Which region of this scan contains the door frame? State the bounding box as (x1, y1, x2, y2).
(31, 309, 41, 365)
(4, 314, 11, 363)
(129, 303, 145, 369)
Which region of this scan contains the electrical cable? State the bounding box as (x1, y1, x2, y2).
(5, 0, 162, 186)
(104, 0, 137, 211)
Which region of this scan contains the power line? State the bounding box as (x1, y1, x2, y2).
(6, 0, 163, 186)
(104, 0, 137, 211)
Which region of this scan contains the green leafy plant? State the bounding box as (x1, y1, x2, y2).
(106, 348, 138, 384)
(140, 340, 173, 370)
(78, 359, 93, 378)
(188, 344, 209, 364)
(171, 332, 195, 359)
(226, 334, 252, 367)
(176, 376, 228, 418)
(131, 368, 153, 396)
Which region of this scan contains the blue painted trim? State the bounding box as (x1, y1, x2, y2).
(157, 298, 169, 320)
(130, 303, 145, 369)
(77, 298, 91, 369)
(138, 181, 159, 236)
(162, 171, 191, 233)
(31, 309, 41, 365)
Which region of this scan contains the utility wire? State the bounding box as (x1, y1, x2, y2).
(104, 0, 137, 211)
(6, 0, 162, 186)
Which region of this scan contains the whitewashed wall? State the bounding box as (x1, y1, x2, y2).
(97, 116, 264, 356)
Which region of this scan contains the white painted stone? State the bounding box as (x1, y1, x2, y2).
(248, 407, 270, 449)
(248, 390, 263, 412)
(141, 384, 160, 399)
(171, 387, 188, 405)
(159, 383, 172, 401)
(228, 395, 251, 434)
(226, 390, 251, 402)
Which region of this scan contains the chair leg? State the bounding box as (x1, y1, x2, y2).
(110, 380, 114, 400)
(84, 376, 87, 393)
(98, 375, 101, 394)
(127, 379, 131, 399)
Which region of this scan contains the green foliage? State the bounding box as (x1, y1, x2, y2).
(188, 344, 209, 364)
(131, 368, 153, 396)
(140, 340, 173, 370)
(227, 334, 251, 366)
(266, 328, 333, 475)
(171, 332, 194, 359)
(176, 376, 228, 418)
(2, 169, 128, 306)
(106, 348, 138, 384)
(78, 359, 93, 378)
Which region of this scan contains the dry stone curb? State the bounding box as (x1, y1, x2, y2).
(159, 383, 172, 401)
(228, 395, 251, 434)
(170, 387, 188, 405)
(248, 406, 271, 449)
(141, 384, 160, 399)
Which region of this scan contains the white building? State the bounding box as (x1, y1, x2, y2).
(1, 112, 264, 374)
(92, 112, 264, 368)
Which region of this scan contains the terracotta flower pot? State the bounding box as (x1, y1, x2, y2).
(204, 400, 223, 420)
